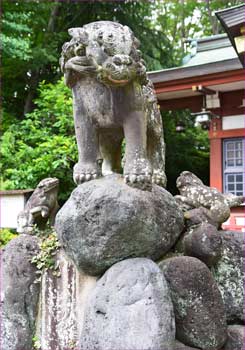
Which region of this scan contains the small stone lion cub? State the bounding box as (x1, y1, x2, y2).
(175, 171, 244, 226)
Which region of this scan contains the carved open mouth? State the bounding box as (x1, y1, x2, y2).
(108, 75, 129, 84)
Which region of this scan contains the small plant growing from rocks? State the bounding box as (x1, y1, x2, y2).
(31, 225, 61, 283)
(32, 335, 41, 350)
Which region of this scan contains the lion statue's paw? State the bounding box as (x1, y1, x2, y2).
(152, 170, 167, 187)
(73, 162, 101, 184)
(124, 173, 152, 184)
(123, 157, 152, 189)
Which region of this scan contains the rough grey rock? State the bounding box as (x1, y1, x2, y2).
(55, 175, 184, 275)
(1, 235, 41, 350)
(159, 256, 227, 350)
(183, 207, 218, 228)
(223, 325, 244, 350)
(183, 223, 222, 267)
(211, 231, 244, 323)
(174, 340, 200, 350)
(79, 258, 176, 350)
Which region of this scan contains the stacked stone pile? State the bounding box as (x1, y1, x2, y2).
(2, 20, 244, 350)
(55, 173, 244, 350)
(2, 175, 244, 350)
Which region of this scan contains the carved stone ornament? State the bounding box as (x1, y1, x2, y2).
(175, 171, 244, 226)
(60, 21, 166, 188)
(17, 177, 59, 234)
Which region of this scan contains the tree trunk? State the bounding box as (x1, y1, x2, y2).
(23, 3, 61, 115)
(23, 70, 40, 115)
(180, 0, 186, 52)
(206, 0, 219, 35)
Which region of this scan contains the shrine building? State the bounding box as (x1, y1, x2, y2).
(149, 4, 245, 231)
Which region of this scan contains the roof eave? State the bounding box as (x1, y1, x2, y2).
(148, 58, 242, 84)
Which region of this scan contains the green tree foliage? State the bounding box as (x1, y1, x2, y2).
(152, 0, 243, 62)
(163, 110, 210, 194)
(2, 0, 174, 119)
(1, 79, 76, 201)
(0, 228, 18, 248)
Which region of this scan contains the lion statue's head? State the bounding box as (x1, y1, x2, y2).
(60, 21, 147, 87)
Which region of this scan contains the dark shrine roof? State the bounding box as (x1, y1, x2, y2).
(148, 34, 242, 84)
(215, 4, 245, 67)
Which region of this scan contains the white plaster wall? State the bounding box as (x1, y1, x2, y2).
(0, 194, 25, 228)
(222, 115, 245, 130)
(236, 217, 245, 226)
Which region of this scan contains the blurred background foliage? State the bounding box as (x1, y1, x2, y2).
(1, 0, 242, 200)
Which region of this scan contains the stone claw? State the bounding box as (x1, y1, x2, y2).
(129, 174, 137, 183)
(73, 163, 101, 185)
(85, 174, 92, 181)
(137, 175, 144, 182)
(124, 175, 130, 183)
(152, 171, 166, 187)
(74, 174, 80, 184)
(124, 173, 152, 185)
(80, 174, 85, 182)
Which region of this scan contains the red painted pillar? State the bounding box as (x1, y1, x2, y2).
(209, 118, 223, 192)
(209, 138, 222, 192)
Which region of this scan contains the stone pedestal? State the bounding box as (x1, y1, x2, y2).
(55, 175, 184, 276)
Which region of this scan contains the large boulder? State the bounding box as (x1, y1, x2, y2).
(223, 325, 244, 350)
(1, 235, 41, 350)
(55, 175, 184, 275)
(79, 258, 176, 350)
(159, 256, 227, 350)
(211, 231, 244, 323)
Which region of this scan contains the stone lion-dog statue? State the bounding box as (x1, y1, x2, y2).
(175, 171, 244, 226)
(60, 21, 166, 188)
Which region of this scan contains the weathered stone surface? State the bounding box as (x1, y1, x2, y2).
(61, 21, 166, 188)
(183, 207, 218, 228)
(55, 175, 184, 275)
(17, 177, 59, 234)
(222, 325, 244, 350)
(211, 231, 244, 323)
(36, 250, 97, 350)
(159, 256, 227, 350)
(1, 235, 41, 350)
(174, 340, 200, 350)
(79, 258, 176, 350)
(175, 171, 244, 226)
(183, 223, 222, 267)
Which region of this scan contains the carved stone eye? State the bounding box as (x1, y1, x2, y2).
(113, 56, 122, 65)
(97, 31, 104, 44)
(108, 33, 113, 39)
(98, 31, 103, 39)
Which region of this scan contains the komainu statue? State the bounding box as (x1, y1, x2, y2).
(17, 178, 59, 234)
(175, 171, 244, 226)
(60, 21, 166, 187)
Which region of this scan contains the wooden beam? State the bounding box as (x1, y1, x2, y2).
(154, 69, 244, 94)
(209, 128, 245, 139)
(158, 95, 203, 112)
